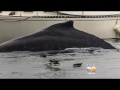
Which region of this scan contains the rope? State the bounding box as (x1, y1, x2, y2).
(115, 13, 120, 25)
(57, 11, 120, 17)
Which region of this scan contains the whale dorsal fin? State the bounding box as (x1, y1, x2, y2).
(43, 20, 74, 32)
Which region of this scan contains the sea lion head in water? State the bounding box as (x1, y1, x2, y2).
(0, 20, 115, 52)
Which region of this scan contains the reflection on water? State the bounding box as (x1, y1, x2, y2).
(0, 40, 120, 78)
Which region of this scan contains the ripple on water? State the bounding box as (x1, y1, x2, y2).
(0, 45, 120, 78)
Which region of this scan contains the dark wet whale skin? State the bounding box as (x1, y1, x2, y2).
(0, 21, 115, 52)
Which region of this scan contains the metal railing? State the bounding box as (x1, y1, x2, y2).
(0, 11, 120, 21)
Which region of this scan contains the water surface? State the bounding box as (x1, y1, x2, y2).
(0, 40, 120, 79)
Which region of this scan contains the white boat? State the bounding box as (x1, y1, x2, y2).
(0, 11, 120, 44)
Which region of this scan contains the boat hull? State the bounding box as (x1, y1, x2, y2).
(0, 17, 119, 44)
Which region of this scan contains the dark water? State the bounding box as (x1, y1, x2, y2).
(0, 40, 120, 79)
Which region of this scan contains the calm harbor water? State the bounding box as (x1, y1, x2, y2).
(0, 40, 120, 79)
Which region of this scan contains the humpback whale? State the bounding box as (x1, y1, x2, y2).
(0, 21, 115, 52)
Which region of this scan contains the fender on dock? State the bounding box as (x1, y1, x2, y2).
(114, 25, 120, 35)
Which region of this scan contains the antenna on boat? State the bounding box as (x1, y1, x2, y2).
(36, 11, 38, 16)
(82, 11, 84, 15)
(20, 11, 22, 16)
